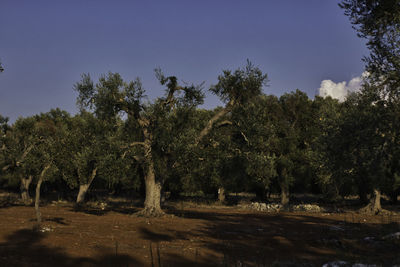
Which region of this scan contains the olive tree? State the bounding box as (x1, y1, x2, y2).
(1, 116, 39, 203)
(0, 115, 10, 188)
(340, 0, 400, 100)
(74, 62, 267, 216)
(231, 95, 280, 200)
(58, 112, 123, 204)
(192, 62, 269, 200)
(340, 0, 400, 213)
(74, 71, 204, 216)
(273, 90, 314, 206)
(32, 110, 68, 224)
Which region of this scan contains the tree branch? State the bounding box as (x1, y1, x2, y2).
(163, 85, 185, 109)
(240, 131, 249, 144)
(1, 164, 11, 172)
(16, 144, 34, 167)
(194, 99, 235, 146)
(127, 141, 146, 148)
(216, 120, 233, 128)
(2, 144, 35, 171)
(88, 167, 97, 186)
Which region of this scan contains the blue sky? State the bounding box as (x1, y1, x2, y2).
(0, 0, 368, 122)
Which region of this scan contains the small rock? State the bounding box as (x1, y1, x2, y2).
(292, 204, 323, 212)
(249, 202, 283, 212)
(39, 226, 53, 233)
(329, 225, 345, 231)
(363, 236, 375, 242)
(323, 261, 381, 267)
(382, 232, 400, 240)
(322, 261, 350, 267)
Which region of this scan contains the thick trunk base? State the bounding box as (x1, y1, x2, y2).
(280, 184, 290, 208)
(20, 176, 33, 205)
(21, 192, 32, 205)
(135, 160, 165, 217)
(359, 189, 383, 214)
(76, 184, 90, 204)
(35, 178, 43, 225)
(218, 187, 225, 203)
(35, 165, 51, 226)
(135, 207, 165, 217)
(76, 168, 97, 205)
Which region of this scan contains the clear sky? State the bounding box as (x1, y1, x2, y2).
(0, 0, 368, 122)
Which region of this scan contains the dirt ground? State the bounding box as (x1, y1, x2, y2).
(0, 199, 399, 266)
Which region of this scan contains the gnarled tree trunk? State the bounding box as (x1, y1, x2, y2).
(359, 188, 382, 214)
(218, 187, 226, 202)
(137, 159, 164, 217)
(280, 182, 290, 207)
(136, 129, 164, 217)
(20, 175, 33, 204)
(35, 164, 51, 225)
(194, 102, 235, 206)
(194, 100, 234, 146)
(76, 167, 97, 204)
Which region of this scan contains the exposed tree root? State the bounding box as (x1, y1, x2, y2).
(358, 205, 391, 215)
(358, 189, 387, 215)
(134, 207, 166, 218)
(358, 204, 382, 215)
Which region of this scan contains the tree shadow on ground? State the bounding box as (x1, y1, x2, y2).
(28, 217, 69, 225)
(164, 209, 400, 266)
(138, 227, 174, 242)
(0, 228, 144, 266)
(71, 199, 142, 216)
(45, 217, 69, 225)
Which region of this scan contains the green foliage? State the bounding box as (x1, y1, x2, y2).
(339, 0, 400, 203)
(340, 0, 400, 99)
(231, 95, 279, 196)
(210, 60, 268, 105)
(312, 96, 345, 199)
(3, 56, 400, 207)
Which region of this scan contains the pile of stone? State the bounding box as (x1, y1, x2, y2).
(291, 204, 323, 213)
(0, 192, 20, 206)
(245, 202, 324, 213)
(247, 202, 282, 212)
(96, 201, 108, 210)
(382, 232, 400, 241)
(322, 261, 379, 267)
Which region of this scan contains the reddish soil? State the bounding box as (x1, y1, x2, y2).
(0, 201, 399, 266)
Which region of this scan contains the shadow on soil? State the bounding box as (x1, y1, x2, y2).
(160, 209, 400, 266)
(139, 227, 174, 242)
(1, 197, 400, 266)
(0, 228, 144, 267)
(62, 200, 400, 265)
(28, 217, 70, 226)
(71, 199, 142, 216)
(0, 209, 399, 266)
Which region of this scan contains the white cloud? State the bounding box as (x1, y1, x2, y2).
(318, 72, 367, 102)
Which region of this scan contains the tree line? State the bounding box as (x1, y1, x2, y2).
(1, 0, 399, 218)
(1, 73, 399, 216)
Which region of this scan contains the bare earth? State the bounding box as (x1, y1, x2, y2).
(0, 201, 399, 266)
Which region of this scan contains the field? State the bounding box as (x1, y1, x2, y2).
(0, 196, 399, 266)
